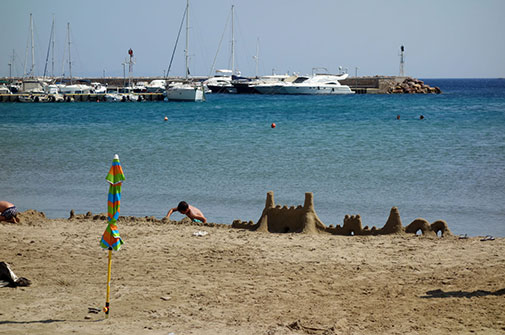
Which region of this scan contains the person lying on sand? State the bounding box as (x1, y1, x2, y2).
(0, 201, 19, 223)
(165, 201, 207, 223)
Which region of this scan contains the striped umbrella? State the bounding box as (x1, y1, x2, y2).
(100, 154, 125, 317)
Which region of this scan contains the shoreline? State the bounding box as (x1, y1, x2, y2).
(12, 208, 498, 239)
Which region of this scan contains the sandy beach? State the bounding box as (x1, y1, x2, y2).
(1, 210, 504, 334)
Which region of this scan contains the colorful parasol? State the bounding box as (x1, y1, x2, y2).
(100, 154, 125, 317)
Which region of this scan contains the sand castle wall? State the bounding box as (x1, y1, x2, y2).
(232, 191, 452, 237)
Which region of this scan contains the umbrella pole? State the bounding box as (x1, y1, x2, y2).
(104, 247, 112, 317)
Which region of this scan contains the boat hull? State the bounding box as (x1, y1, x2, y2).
(206, 85, 236, 94)
(255, 84, 354, 95)
(166, 86, 205, 101)
(232, 82, 259, 94)
(279, 85, 354, 94)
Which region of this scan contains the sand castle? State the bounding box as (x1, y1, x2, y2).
(232, 191, 452, 237)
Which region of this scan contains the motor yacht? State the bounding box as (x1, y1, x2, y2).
(204, 69, 235, 93)
(235, 74, 290, 94)
(255, 73, 354, 95)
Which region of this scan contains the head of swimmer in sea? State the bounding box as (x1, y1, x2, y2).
(177, 201, 190, 215)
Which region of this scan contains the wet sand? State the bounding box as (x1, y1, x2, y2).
(1, 211, 504, 334)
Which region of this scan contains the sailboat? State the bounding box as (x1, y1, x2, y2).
(21, 13, 47, 94)
(203, 5, 237, 94)
(57, 22, 92, 95)
(166, 0, 205, 102)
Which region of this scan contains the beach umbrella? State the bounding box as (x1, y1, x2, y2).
(100, 154, 125, 317)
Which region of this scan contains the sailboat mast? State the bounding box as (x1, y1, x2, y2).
(30, 13, 35, 77)
(67, 22, 72, 84)
(43, 15, 54, 78)
(255, 37, 259, 78)
(231, 5, 235, 75)
(51, 15, 55, 77)
(185, 0, 189, 79)
(8, 50, 14, 78)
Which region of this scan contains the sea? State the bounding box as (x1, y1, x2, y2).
(1, 78, 504, 237)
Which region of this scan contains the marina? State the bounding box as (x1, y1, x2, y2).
(0, 5, 442, 103)
(0, 75, 441, 102)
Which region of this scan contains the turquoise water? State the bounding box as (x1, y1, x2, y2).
(1, 79, 504, 236)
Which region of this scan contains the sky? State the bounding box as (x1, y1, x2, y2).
(1, 0, 504, 79)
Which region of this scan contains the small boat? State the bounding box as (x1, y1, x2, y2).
(146, 80, 166, 93)
(18, 94, 50, 103)
(91, 82, 107, 94)
(103, 93, 122, 102)
(133, 82, 147, 93)
(48, 94, 64, 102)
(58, 84, 92, 94)
(0, 85, 11, 94)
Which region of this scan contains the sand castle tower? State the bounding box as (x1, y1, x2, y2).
(381, 206, 404, 234)
(255, 191, 327, 233)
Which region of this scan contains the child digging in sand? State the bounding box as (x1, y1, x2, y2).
(0, 201, 19, 223)
(165, 201, 207, 223)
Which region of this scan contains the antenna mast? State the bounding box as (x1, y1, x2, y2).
(128, 48, 135, 87)
(399, 45, 405, 76)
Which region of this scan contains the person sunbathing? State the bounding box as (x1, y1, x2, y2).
(0, 201, 19, 223)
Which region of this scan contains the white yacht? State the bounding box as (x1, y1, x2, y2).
(203, 69, 235, 93)
(255, 73, 354, 95)
(234, 74, 289, 94)
(166, 82, 205, 101)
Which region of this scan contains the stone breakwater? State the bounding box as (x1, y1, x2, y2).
(388, 77, 441, 94)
